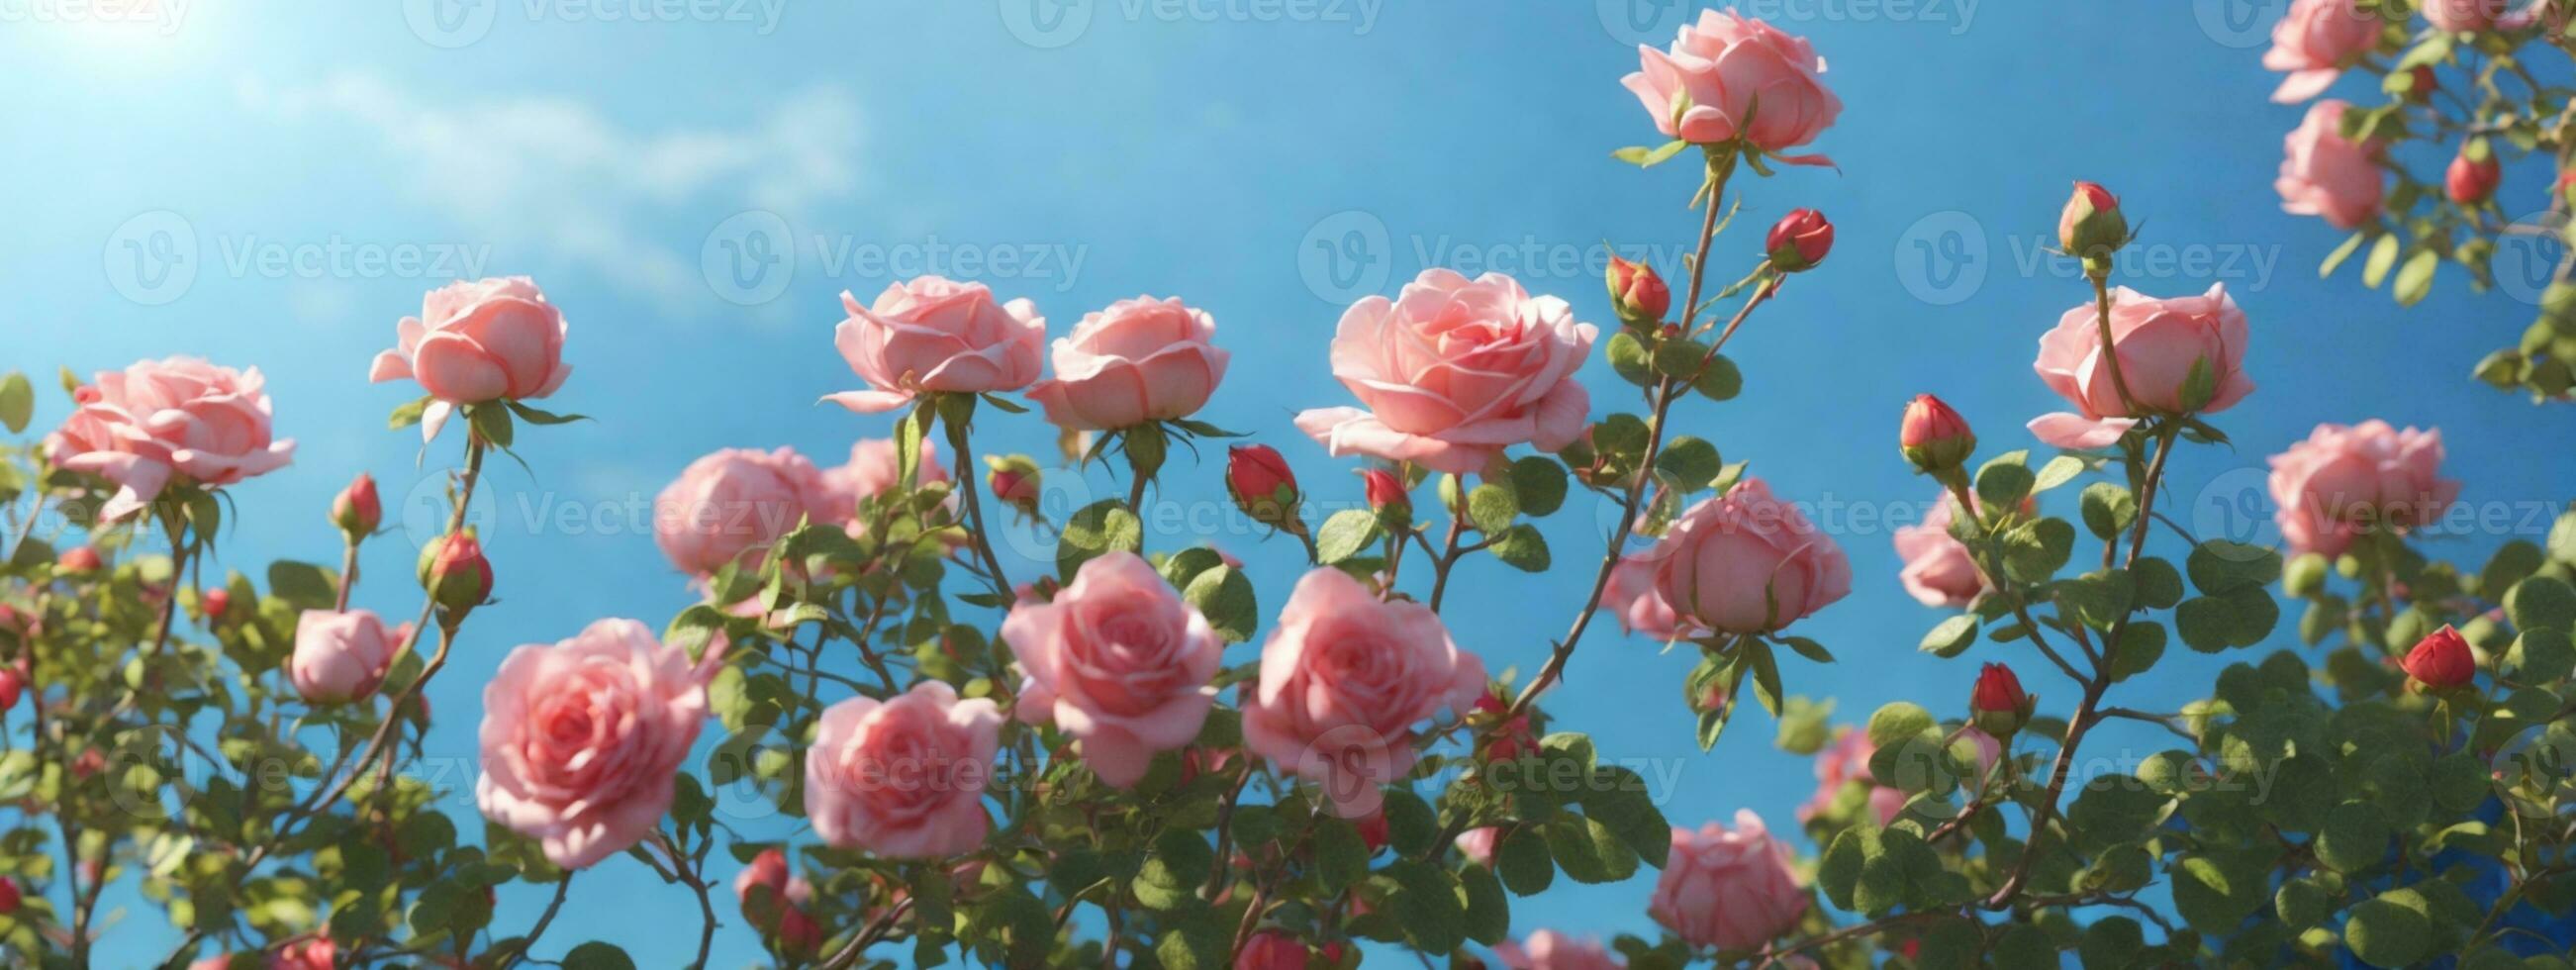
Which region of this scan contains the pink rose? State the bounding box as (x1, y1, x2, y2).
(1235, 931, 1310, 970)
(1634, 478, 1852, 635)
(1025, 296, 1229, 431)
(476, 619, 708, 870)
(1620, 10, 1841, 163)
(1796, 729, 1903, 826)
(368, 277, 573, 440)
(822, 276, 1046, 415)
(289, 609, 413, 704)
(1650, 810, 1809, 950)
(1001, 552, 1220, 787)
(2277, 99, 2386, 232)
(825, 436, 953, 528)
(1493, 929, 1625, 970)
(2267, 420, 2461, 556)
(2424, 0, 2516, 31)
(46, 357, 296, 521)
(653, 447, 838, 578)
(1241, 567, 1487, 818)
(806, 681, 1002, 858)
(734, 848, 817, 943)
(1893, 492, 1983, 609)
(1456, 825, 1503, 866)
(1294, 269, 1598, 475)
(1605, 553, 1704, 643)
(2263, 0, 2379, 103)
(2028, 283, 2255, 449)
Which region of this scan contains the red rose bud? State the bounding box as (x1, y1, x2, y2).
(56, 546, 102, 575)
(2447, 146, 2501, 205)
(1225, 444, 1304, 534)
(333, 472, 382, 539)
(1605, 254, 1671, 327)
(2402, 625, 2478, 690)
(2394, 64, 2437, 104)
(984, 454, 1043, 519)
(0, 878, 18, 916)
(1353, 810, 1389, 853)
(1472, 693, 1536, 763)
(1361, 467, 1411, 528)
(1765, 209, 1834, 273)
(1970, 663, 2035, 737)
(2057, 181, 2129, 266)
(2557, 169, 2576, 208)
(0, 664, 22, 713)
(1899, 394, 1977, 481)
(417, 529, 494, 618)
(202, 588, 231, 621)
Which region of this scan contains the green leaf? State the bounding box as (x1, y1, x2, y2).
(1691, 354, 1743, 401)
(1459, 863, 1509, 946)
(2109, 622, 2166, 682)
(2506, 575, 2576, 633)
(1867, 702, 1935, 749)
(2392, 247, 2438, 307)
(1495, 828, 1554, 896)
(2169, 853, 2265, 934)
(2316, 801, 2391, 873)
(1508, 457, 1569, 516)
(2134, 556, 2185, 610)
(2054, 568, 2135, 631)
(561, 942, 637, 970)
(1182, 565, 1258, 642)
(2078, 482, 2136, 540)
(1818, 827, 1865, 910)
(1314, 509, 1382, 565)
(1920, 615, 1977, 658)
(1384, 860, 1468, 954)
(1132, 827, 1213, 911)
(1579, 767, 1670, 867)
(2187, 540, 2282, 595)
(1384, 790, 1440, 856)
(1467, 483, 1518, 534)
(1312, 817, 1370, 893)
(2178, 355, 2218, 413)
(2508, 627, 2575, 683)
(1542, 815, 1638, 885)
(1974, 451, 2036, 509)
(468, 403, 515, 449)
(387, 395, 434, 430)
(2361, 232, 2403, 288)
(267, 561, 340, 611)
(2320, 231, 2367, 278)
(2345, 888, 2433, 968)
(1653, 337, 1712, 380)
(2031, 454, 2086, 494)
(1606, 332, 1654, 385)
(0, 372, 31, 434)
(1990, 925, 2058, 970)
(1058, 500, 1143, 577)
(2176, 597, 2238, 653)
(1654, 436, 1725, 490)
(504, 400, 590, 425)
(1488, 525, 1551, 573)
(2001, 518, 2076, 585)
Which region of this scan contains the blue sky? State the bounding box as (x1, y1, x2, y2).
(8, 0, 2576, 965)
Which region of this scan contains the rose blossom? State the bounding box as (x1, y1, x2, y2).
(2277, 99, 2386, 232)
(1241, 567, 1487, 818)
(1294, 269, 1598, 475)
(822, 276, 1046, 415)
(1798, 728, 1904, 825)
(1025, 296, 1229, 431)
(2424, 0, 2516, 32)
(1605, 554, 1703, 643)
(289, 609, 413, 704)
(477, 619, 708, 869)
(2262, 0, 2379, 103)
(1493, 929, 1625, 970)
(1893, 492, 1983, 609)
(1455, 825, 1503, 866)
(2027, 283, 2254, 449)
(1634, 478, 1852, 635)
(1650, 810, 1809, 950)
(1620, 10, 1841, 163)
(1002, 551, 1221, 787)
(806, 681, 1003, 858)
(368, 277, 573, 441)
(734, 848, 819, 948)
(45, 357, 296, 521)
(653, 447, 838, 577)
(1235, 931, 1309, 970)
(2266, 420, 2460, 556)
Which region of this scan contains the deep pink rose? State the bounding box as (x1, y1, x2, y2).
(2267, 420, 2461, 556)
(2277, 99, 2386, 232)
(1001, 551, 1221, 787)
(1893, 492, 1983, 609)
(2263, 0, 2379, 103)
(1235, 931, 1309, 970)
(823, 276, 1046, 415)
(653, 447, 838, 578)
(369, 277, 573, 439)
(1635, 478, 1852, 635)
(2028, 283, 2254, 449)
(46, 357, 295, 521)
(806, 681, 1002, 858)
(1294, 269, 1597, 475)
(1493, 929, 1625, 970)
(1621, 10, 1841, 163)
(1025, 296, 1229, 431)
(1606, 553, 1704, 643)
(476, 619, 708, 870)
(734, 848, 817, 945)
(289, 609, 413, 704)
(1650, 810, 1809, 950)
(1241, 568, 1487, 819)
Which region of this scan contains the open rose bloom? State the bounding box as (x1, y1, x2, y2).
(46, 356, 296, 521)
(1633, 477, 1852, 635)
(2276, 99, 2385, 231)
(1002, 551, 1221, 787)
(369, 276, 573, 440)
(805, 681, 1002, 858)
(289, 609, 413, 704)
(1893, 492, 1983, 608)
(824, 276, 1045, 415)
(2262, 0, 2378, 103)
(1650, 810, 1809, 950)
(1025, 296, 1228, 431)
(1241, 568, 1486, 818)
(476, 619, 708, 869)
(1621, 10, 1840, 163)
(652, 446, 839, 578)
(2267, 420, 2460, 556)
(2028, 283, 2254, 449)
(1294, 269, 1597, 475)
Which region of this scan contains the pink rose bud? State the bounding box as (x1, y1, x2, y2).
(1605, 254, 1671, 328)
(1651, 811, 1808, 949)
(2446, 146, 2501, 204)
(0, 664, 21, 713)
(2402, 625, 2477, 690)
(1970, 663, 2035, 737)
(1235, 931, 1312, 970)
(1638, 479, 1852, 635)
(985, 454, 1043, 518)
(1455, 826, 1502, 867)
(1362, 467, 1410, 522)
(333, 472, 382, 539)
(1898, 394, 1976, 478)
(1765, 209, 1834, 273)
(290, 609, 411, 705)
(1472, 693, 1535, 764)
(202, 588, 231, 621)
(57, 546, 102, 575)
(2057, 181, 2129, 265)
(417, 530, 494, 617)
(1225, 444, 1304, 534)
(274, 937, 334, 970)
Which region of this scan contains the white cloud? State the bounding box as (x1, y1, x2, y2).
(236, 72, 861, 305)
